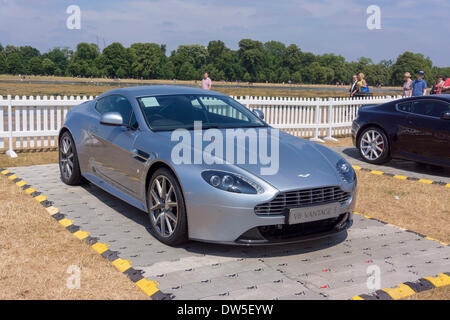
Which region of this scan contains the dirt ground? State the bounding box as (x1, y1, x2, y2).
(0, 174, 149, 299)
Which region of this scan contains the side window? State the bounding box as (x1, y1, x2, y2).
(95, 97, 109, 114)
(412, 101, 450, 118)
(96, 95, 134, 125)
(129, 111, 138, 129)
(199, 96, 249, 121)
(397, 102, 412, 113)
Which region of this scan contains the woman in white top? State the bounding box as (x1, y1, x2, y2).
(403, 72, 413, 97)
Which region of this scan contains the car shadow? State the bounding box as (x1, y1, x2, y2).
(339, 146, 450, 180)
(80, 183, 348, 259)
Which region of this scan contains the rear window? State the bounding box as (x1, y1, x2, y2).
(397, 102, 412, 113)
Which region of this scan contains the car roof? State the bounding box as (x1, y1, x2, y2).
(390, 94, 450, 104)
(97, 85, 227, 99)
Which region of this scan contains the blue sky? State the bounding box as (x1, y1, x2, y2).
(0, 0, 449, 66)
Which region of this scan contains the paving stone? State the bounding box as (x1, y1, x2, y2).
(8, 163, 450, 300)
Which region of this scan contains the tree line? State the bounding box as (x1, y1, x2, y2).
(0, 39, 448, 86)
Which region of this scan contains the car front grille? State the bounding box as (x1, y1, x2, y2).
(254, 186, 351, 216)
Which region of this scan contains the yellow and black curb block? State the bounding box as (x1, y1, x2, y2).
(351, 165, 450, 188)
(352, 211, 449, 300)
(351, 272, 450, 300)
(0, 168, 172, 300)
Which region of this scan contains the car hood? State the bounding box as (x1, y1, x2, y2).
(152, 129, 343, 192)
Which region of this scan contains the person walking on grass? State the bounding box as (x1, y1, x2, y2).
(402, 72, 413, 97)
(412, 71, 427, 96)
(201, 72, 212, 90)
(349, 75, 358, 97)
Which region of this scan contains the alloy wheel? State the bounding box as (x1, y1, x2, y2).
(149, 175, 179, 237)
(60, 135, 74, 180)
(360, 129, 385, 161)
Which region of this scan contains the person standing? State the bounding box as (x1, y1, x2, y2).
(349, 75, 358, 97)
(430, 75, 445, 95)
(443, 77, 450, 94)
(412, 71, 427, 96)
(402, 72, 413, 97)
(356, 73, 369, 96)
(201, 72, 212, 90)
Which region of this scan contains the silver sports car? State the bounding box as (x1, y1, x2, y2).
(59, 85, 356, 245)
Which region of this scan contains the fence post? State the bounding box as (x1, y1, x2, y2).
(5, 95, 18, 158)
(324, 97, 338, 141)
(310, 98, 324, 143)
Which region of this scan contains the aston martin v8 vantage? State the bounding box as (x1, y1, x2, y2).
(59, 85, 356, 245)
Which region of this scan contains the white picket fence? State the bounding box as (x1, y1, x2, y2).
(0, 94, 401, 157)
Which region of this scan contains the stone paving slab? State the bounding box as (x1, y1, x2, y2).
(8, 164, 450, 300)
(332, 146, 450, 184)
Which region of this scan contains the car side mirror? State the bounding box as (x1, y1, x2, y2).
(441, 111, 450, 120)
(100, 112, 124, 126)
(252, 109, 264, 120)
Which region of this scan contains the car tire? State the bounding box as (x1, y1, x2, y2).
(147, 168, 188, 246)
(59, 131, 85, 185)
(357, 127, 390, 164)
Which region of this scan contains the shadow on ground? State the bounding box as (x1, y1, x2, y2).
(338, 146, 450, 180)
(81, 183, 348, 259)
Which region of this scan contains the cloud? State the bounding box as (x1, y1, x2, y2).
(0, 0, 448, 66)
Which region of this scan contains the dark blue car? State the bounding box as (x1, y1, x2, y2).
(352, 95, 450, 168)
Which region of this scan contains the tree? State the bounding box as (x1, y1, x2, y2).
(6, 53, 25, 74)
(28, 57, 43, 74)
(264, 41, 286, 79)
(42, 58, 56, 75)
(129, 43, 166, 79)
(291, 71, 302, 84)
(20, 46, 40, 72)
(170, 45, 208, 79)
(285, 44, 303, 72)
(391, 52, 433, 85)
(73, 43, 99, 62)
(161, 60, 175, 79)
(238, 39, 265, 80)
(101, 42, 132, 78)
(43, 48, 71, 73)
(3, 45, 19, 56)
(0, 53, 6, 74)
(178, 62, 196, 80)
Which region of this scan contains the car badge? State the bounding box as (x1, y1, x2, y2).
(298, 173, 311, 178)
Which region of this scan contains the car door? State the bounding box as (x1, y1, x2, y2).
(91, 94, 144, 200)
(393, 101, 416, 155)
(400, 99, 450, 164)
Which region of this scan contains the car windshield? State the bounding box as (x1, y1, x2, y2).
(136, 94, 267, 131)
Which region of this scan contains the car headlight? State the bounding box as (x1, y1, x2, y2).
(201, 170, 264, 194)
(336, 159, 355, 183)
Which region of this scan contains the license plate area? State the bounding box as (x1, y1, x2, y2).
(287, 202, 342, 225)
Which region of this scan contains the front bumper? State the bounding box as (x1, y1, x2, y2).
(235, 212, 352, 245)
(187, 193, 356, 245)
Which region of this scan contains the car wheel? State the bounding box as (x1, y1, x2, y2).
(358, 127, 390, 164)
(147, 168, 187, 246)
(59, 131, 85, 185)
